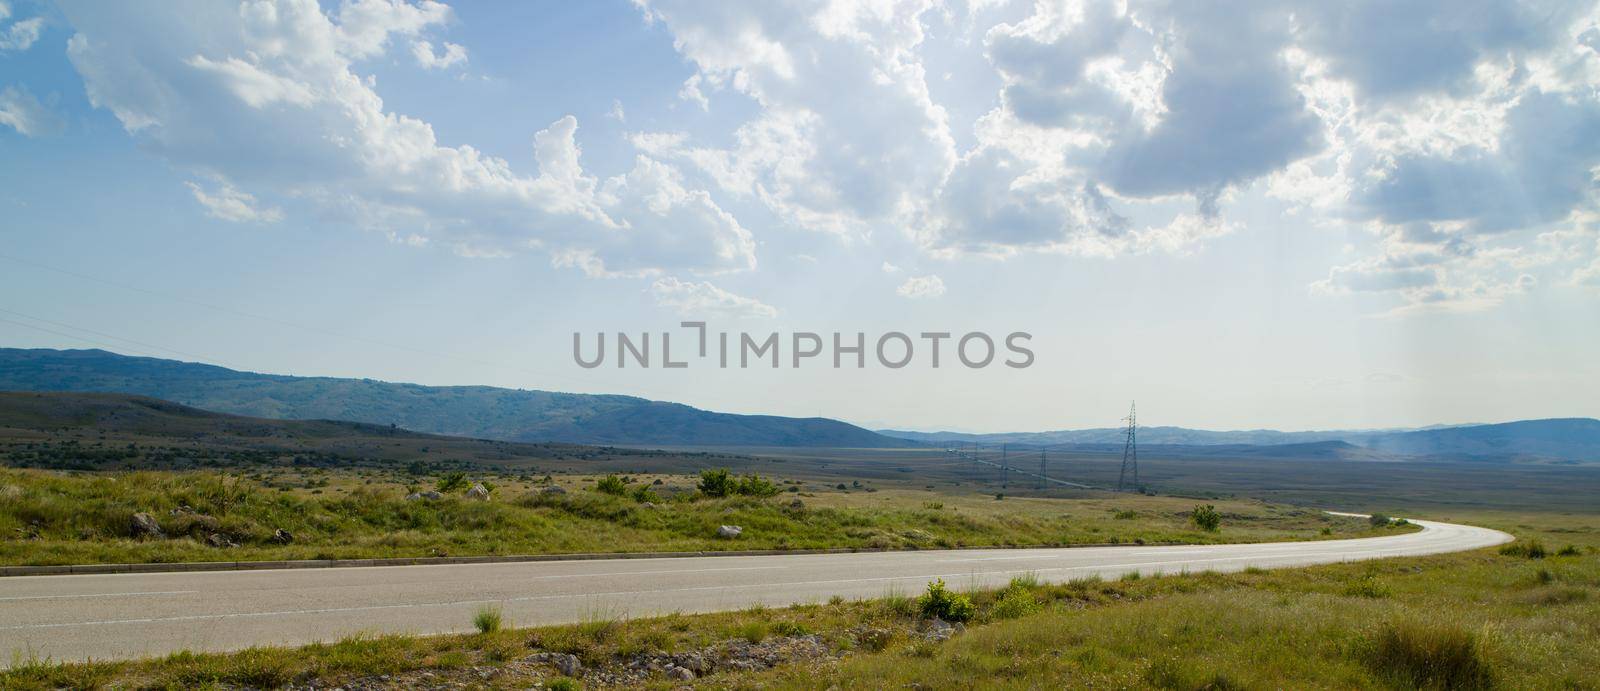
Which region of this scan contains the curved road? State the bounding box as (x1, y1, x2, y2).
(0, 517, 1509, 665)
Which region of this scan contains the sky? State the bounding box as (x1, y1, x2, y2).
(1, 0, 1598, 433)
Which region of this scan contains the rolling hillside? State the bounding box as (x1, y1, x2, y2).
(0, 348, 918, 447)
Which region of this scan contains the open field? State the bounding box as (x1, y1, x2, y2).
(3, 509, 1591, 690)
(0, 466, 1399, 566)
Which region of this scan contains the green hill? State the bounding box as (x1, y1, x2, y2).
(0, 348, 918, 448)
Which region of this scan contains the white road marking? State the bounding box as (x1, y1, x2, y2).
(0, 590, 198, 602)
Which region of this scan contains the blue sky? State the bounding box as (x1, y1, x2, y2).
(2, 0, 1598, 432)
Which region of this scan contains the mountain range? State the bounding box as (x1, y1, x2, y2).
(0, 348, 915, 448)
(1, 347, 1596, 461)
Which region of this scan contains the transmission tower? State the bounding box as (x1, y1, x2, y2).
(1117, 401, 1139, 492)
(1000, 443, 1009, 488)
(1037, 449, 1046, 489)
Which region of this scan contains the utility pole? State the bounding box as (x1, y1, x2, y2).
(1117, 401, 1138, 492)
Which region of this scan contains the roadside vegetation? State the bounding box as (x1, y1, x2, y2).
(0, 467, 1403, 566)
(5, 511, 1593, 689)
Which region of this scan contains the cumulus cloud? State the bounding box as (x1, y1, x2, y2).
(185, 178, 283, 223)
(58, 0, 754, 277)
(411, 39, 465, 69)
(896, 274, 946, 299)
(625, 0, 1600, 314)
(0, 85, 62, 136)
(0, 1, 43, 52)
(649, 277, 777, 319)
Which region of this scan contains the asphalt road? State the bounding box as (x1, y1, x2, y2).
(0, 517, 1510, 665)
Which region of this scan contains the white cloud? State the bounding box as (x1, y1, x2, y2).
(411, 39, 466, 69)
(0, 1, 43, 52)
(896, 274, 945, 299)
(59, 0, 754, 277)
(881, 261, 900, 273)
(185, 178, 283, 223)
(607, 99, 625, 123)
(0, 85, 62, 136)
(649, 276, 777, 319)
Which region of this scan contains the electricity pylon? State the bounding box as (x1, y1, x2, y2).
(1117, 401, 1138, 492)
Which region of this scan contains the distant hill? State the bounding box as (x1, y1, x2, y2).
(882, 418, 1600, 462)
(0, 348, 918, 448)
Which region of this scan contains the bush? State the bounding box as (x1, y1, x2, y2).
(1191, 504, 1221, 532)
(698, 469, 736, 498)
(548, 678, 580, 691)
(918, 578, 975, 623)
(473, 605, 503, 634)
(435, 471, 468, 493)
(628, 485, 659, 503)
(1368, 512, 1393, 527)
(1500, 540, 1548, 559)
(594, 475, 628, 496)
(1556, 544, 1581, 557)
(736, 474, 780, 497)
(1343, 574, 1391, 599)
(1360, 621, 1493, 690)
(991, 585, 1039, 620)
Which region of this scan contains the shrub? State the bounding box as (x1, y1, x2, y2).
(1191, 504, 1221, 531)
(991, 585, 1039, 620)
(435, 471, 468, 493)
(1500, 540, 1548, 559)
(548, 678, 580, 691)
(1343, 574, 1391, 599)
(594, 475, 628, 496)
(773, 621, 810, 637)
(628, 485, 659, 503)
(1368, 512, 1393, 527)
(1113, 509, 1138, 520)
(918, 579, 975, 623)
(698, 469, 736, 498)
(473, 606, 503, 634)
(1360, 621, 1493, 690)
(736, 474, 780, 497)
(1556, 544, 1581, 557)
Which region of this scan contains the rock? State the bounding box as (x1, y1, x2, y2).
(641, 502, 656, 509)
(204, 532, 237, 548)
(271, 528, 294, 544)
(717, 525, 743, 539)
(540, 485, 567, 495)
(666, 666, 695, 681)
(922, 618, 955, 641)
(130, 512, 164, 539)
(465, 483, 490, 500)
(788, 498, 805, 510)
(405, 490, 444, 501)
(552, 653, 583, 677)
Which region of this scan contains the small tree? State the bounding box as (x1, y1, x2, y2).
(1191, 504, 1222, 532)
(1369, 512, 1393, 527)
(595, 474, 628, 496)
(699, 468, 736, 497)
(736, 474, 780, 497)
(435, 471, 468, 493)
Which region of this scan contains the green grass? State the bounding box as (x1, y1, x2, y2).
(0, 467, 1402, 566)
(10, 509, 1594, 690)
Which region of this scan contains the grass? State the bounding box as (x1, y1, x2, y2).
(0, 467, 1404, 566)
(9, 508, 1594, 689)
(474, 605, 504, 634)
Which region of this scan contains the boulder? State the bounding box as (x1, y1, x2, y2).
(204, 532, 238, 548)
(271, 528, 294, 544)
(130, 512, 164, 539)
(540, 485, 567, 495)
(717, 525, 743, 539)
(465, 483, 491, 500)
(666, 666, 695, 681)
(406, 490, 445, 501)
